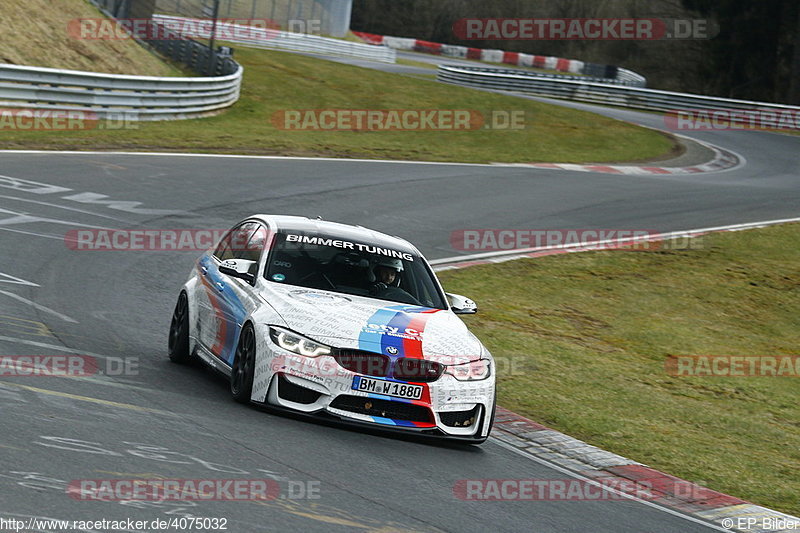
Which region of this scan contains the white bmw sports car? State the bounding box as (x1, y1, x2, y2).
(168, 215, 495, 443)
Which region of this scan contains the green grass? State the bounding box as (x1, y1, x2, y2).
(0, 47, 675, 163)
(437, 224, 800, 515)
(395, 57, 440, 70)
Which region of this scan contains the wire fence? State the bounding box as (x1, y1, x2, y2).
(155, 0, 352, 37)
(87, 0, 241, 76)
(154, 14, 395, 63)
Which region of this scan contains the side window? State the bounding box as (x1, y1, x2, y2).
(214, 222, 257, 261)
(213, 234, 232, 261)
(239, 225, 268, 263)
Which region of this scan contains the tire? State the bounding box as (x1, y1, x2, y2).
(168, 292, 192, 364)
(231, 323, 256, 404)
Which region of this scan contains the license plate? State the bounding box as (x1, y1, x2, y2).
(352, 376, 423, 400)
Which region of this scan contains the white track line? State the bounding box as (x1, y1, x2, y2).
(430, 216, 800, 266)
(0, 150, 502, 167)
(0, 227, 65, 240)
(490, 438, 731, 531)
(0, 149, 742, 173)
(0, 194, 130, 222)
(0, 291, 77, 324)
(0, 336, 111, 358)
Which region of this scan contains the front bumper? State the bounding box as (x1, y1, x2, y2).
(262, 352, 495, 440)
(262, 378, 495, 444)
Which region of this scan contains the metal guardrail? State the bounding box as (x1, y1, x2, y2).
(616, 67, 647, 87)
(0, 63, 243, 121)
(437, 65, 643, 88)
(352, 30, 645, 86)
(437, 65, 800, 129)
(153, 14, 396, 63)
(0, 13, 243, 121)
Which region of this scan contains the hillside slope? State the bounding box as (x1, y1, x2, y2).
(0, 0, 180, 75)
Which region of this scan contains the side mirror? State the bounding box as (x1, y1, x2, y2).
(446, 293, 478, 315)
(219, 259, 257, 285)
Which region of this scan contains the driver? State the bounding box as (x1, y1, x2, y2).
(369, 258, 420, 305)
(372, 257, 403, 291)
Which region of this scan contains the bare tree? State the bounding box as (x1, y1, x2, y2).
(787, 7, 800, 103)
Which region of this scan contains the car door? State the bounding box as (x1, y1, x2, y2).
(197, 222, 257, 361)
(194, 233, 230, 354)
(213, 222, 270, 365)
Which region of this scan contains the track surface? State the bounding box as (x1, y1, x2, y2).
(0, 67, 798, 532)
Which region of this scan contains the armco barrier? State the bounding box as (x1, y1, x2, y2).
(0, 63, 243, 121)
(153, 15, 396, 63)
(437, 65, 647, 88)
(352, 30, 645, 86)
(0, 7, 244, 121)
(436, 65, 800, 129)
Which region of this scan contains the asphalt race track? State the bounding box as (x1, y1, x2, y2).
(0, 91, 798, 531)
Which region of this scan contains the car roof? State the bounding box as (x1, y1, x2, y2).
(248, 215, 421, 255)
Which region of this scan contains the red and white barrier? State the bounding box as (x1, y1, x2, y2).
(352, 31, 584, 74)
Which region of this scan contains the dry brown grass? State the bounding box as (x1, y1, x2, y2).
(0, 0, 180, 75)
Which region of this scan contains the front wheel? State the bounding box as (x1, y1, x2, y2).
(231, 324, 256, 403)
(168, 292, 192, 364)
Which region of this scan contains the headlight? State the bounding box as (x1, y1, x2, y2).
(445, 359, 491, 381)
(269, 327, 331, 357)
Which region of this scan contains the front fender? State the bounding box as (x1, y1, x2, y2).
(181, 273, 200, 356)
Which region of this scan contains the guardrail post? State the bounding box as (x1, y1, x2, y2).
(207, 0, 221, 76)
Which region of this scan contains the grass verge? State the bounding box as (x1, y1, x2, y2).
(0, 46, 675, 164)
(437, 224, 800, 515)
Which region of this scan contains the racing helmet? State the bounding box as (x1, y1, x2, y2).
(373, 257, 403, 286)
(377, 257, 403, 272)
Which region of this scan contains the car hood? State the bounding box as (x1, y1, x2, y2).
(259, 283, 484, 361)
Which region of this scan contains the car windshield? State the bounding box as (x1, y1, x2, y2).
(265, 231, 447, 309)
